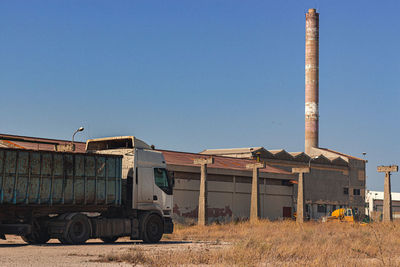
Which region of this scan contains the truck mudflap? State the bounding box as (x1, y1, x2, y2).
(0, 224, 32, 236)
(164, 217, 173, 234)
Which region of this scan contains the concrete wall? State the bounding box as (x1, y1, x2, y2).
(172, 171, 293, 224)
(347, 158, 366, 213)
(311, 149, 366, 215)
(264, 158, 366, 219)
(303, 168, 349, 204)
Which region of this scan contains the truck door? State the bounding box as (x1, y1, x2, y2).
(137, 167, 154, 203)
(153, 168, 173, 211)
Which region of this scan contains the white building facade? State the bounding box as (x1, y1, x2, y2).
(365, 190, 400, 220)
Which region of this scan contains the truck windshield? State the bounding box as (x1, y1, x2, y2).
(154, 168, 173, 195)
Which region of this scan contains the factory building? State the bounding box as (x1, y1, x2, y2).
(200, 147, 366, 219)
(0, 9, 366, 222)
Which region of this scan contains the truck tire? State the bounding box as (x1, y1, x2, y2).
(100, 236, 119, 243)
(141, 213, 163, 244)
(21, 230, 50, 245)
(62, 214, 91, 245)
(21, 218, 50, 245)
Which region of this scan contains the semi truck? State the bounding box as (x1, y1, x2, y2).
(0, 136, 174, 244)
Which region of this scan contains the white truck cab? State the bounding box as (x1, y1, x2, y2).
(86, 136, 174, 242)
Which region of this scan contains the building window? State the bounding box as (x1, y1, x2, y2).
(332, 205, 336, 211)
(353, 189, 361, 196)
(317, 205, 326, 213)
(343, 187, 349, 195)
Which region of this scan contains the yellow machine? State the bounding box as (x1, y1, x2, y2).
(329, 208, 355, 222)
(323, 208, 358, 223)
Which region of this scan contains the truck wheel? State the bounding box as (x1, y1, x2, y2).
(62, 214, 91, 245)
(142, 214, 163, 244)
(21, 230, 50, 245)
(21, 218, 50, 245)
(100, 236, 119, 243)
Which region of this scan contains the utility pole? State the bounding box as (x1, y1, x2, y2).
(377, 165, 398, 222)
(292, 167, 310, 223)
(194, 157, 214, 226)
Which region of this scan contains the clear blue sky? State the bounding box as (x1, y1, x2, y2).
(1, 1, 399, 191)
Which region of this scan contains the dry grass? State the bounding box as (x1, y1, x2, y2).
(97, 220, 400, 266)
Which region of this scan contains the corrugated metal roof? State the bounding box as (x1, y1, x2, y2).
(316, 147, 365, 161)
(269, 149, 294, 160)
(200, 147, 264, 155)
(201, 147, 351, 166)
(0, 134, 355, 171)
(158, 149, 291, 175)
(330, 157, 349, 166)
(0, 133, 86, 153)
(0, 134, 291, 175)
(289, 152, 311, 162)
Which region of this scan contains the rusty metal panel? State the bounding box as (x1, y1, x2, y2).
(0, 147, 122, 206)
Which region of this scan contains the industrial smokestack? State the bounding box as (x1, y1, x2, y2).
(305, 8, 319, 154)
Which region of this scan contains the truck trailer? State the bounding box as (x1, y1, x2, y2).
(0, 136, 174, 244)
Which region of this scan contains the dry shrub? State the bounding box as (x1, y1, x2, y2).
(98, 247, 149, 265)
(98, 220, 400, 266)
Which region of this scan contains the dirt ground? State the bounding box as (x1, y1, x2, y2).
(0, 235, 224, 267)
(2, 221, 399, 267)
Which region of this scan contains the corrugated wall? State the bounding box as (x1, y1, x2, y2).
(172, 172, 293, 224)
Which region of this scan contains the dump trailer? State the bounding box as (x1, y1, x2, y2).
(0, 136, 174, 244)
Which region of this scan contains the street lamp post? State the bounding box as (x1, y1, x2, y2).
(71, 127, 84, 151)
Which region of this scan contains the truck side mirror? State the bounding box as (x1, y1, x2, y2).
(168, 171, 175, 187)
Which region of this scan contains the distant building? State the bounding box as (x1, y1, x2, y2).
(365, 190, 400, 220)
(201, 147, 366, 219)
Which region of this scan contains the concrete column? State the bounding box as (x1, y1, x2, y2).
(246, 162, 265, 223)
(199, 164, 207, 225)
(232, 175, 236, 220)
(384, 172, 392, 222)
(292, 167, 310, 223)
(194, 157, 214, 226)
(377, 165, 398, 222)
(297, 173, 305, 222)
